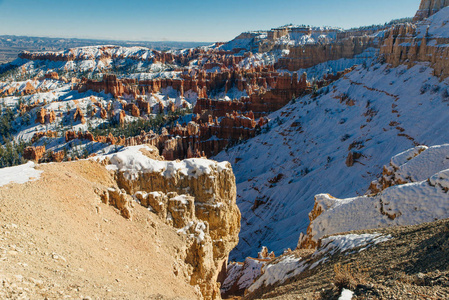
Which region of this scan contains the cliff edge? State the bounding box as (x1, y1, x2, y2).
(0, 145, 240, 299)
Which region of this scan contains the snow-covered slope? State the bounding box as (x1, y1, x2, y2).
(416, 6, 449, 39)
(300, 143, 449, 245)
(215, 61, 449, 260)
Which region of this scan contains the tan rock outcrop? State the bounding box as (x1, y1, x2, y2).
(380, 22, 449, 78)
(105, 151, 241, 299)
(35, 108, 47, 124)
(99, 188, 133, 219)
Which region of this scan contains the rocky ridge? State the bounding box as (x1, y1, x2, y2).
(297, 144, 449, 249)
(96, 145, 241, 299)
(0, 145, 241, 299)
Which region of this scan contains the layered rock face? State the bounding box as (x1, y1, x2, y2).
(101, 146, 241, 299)
(276, 36, 376, 71)
(193, 71, 311, 118)
(381, 8, 449, 77)
(414, 0, 449, 21)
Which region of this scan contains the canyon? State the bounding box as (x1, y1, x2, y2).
(2, 0, 449, 298)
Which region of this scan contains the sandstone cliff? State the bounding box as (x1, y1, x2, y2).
(97, 145, 241, 299)
(414, 0, 449, 21)
(381, 7, 449, 77)
(275, 36, 376, 71)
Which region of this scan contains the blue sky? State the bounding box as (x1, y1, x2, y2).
(0, 0, 421, 42)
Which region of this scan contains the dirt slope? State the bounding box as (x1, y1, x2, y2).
(0, 160, 200, 299)
(246, 219, 449, 300)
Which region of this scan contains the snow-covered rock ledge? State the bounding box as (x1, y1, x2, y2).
(298, 144, 449, 249)
(104, 145, 230, 180)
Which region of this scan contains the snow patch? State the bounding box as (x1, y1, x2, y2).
(0, 162, 43, 187)
(338, 289, 354, 300)
(248, 255, 305, 292)
(314, 233, 393, 258)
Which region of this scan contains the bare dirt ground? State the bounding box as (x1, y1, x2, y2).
(246, 219, 449, 300)
(0, 160, 199, 299)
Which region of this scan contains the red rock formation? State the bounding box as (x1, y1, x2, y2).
(125, 103, 140, 117)
(50, 150, 65, 162)
(22, 82, 37, 95)
(119, 110, 126, 125)
(35, 108, 47, 124)
(46, 110, 56, 124)
(74, 107, 86, 124)
(65, 131, 78, 142)
(84, 131, 95, 142)
(137, 98, 151, 114)
(44, 72, 59, 80)
(63, 66, 352, 161)
(168, 102, 175, 113)
(100, 108, 107, 119)
(158, 102, 165, 113)
(31, 131, 58, 143)
(65, 130, 95, 142)
(23, 146, 46, 161)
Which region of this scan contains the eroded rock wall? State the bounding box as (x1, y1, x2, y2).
(414, 0, 449, 21)
(380, 20, 449, 78)
(101, 146, 241, 299)
(276, 36, 377, 71)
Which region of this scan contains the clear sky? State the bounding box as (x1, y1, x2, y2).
(0, 0, 421, 42)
